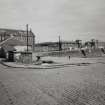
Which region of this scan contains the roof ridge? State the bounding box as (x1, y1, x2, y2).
(0, 28, 25, 32)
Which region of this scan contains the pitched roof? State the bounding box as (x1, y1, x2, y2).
(0, 28, 34, 37)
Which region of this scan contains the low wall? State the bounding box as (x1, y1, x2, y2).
(44, 48, 105, 58)
(14, 52, 32, 64)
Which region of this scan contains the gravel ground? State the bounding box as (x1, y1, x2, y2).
(0, 57, 105, 105)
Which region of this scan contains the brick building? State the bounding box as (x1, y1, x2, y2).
(0, 28, 35, 51)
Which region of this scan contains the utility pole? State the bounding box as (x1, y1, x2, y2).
(1, 33, 2, 42)
(4, 32, 6, 40)
(30, 28, 35, 52)
(58, 36, 62, 51)
(26, 24, 29, 52)
(34, 34, 35, 52)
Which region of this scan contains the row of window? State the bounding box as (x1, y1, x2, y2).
(0, 34, 33, 44)
(0, 34, 33, 40)
(15, 36, 33, 42)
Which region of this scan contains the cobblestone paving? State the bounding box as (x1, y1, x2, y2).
(0, 57, 105, 105)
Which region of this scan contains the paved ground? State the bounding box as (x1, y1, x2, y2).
(0, 57, 105, 105)
(3, 57, 103, 69)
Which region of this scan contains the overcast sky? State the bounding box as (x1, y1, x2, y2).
(0, 0, 105, 42)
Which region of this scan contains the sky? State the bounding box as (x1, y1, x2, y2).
(0, 0, 105, 42)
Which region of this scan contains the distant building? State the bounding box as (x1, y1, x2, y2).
(0, 28, 35, 51)
(98, 41, 105, 48)
(35, 41, 78, 52)
(84, 40, 105, 49)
